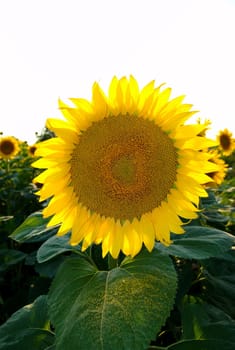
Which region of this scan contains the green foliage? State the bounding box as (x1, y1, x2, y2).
(48, 249, 177, 350)
(151, 339, 234, 350)
(0, 140, 46, 325)
(202, 250, 235, 318)
(181, 299, 235, 342)
(0, 141, 41, 235)
(156, 225, 234, 259)
(37, 233, 81, 263)
(0, 295, 54, 350)
(10, 211, 59, 243)
(0, 249, 26, 273)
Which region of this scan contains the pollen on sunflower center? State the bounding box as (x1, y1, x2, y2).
(112, 156, 136, 184)
(70, 114, 178, 220)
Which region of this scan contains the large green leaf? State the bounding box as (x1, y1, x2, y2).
(166, 339, 233, 350)
(48, 249, 177, 350)
(202, 251, 235, 318)
(0, 295, 54, 350)
(37, 233, 81, 263)
(156, 226, 234, 259)
(9, 211, 59, 243)
(200, 190, 230, 230)
(35, 256, 66, 278)
(180, 301, 235, 349)
(149, 339, 233, 350)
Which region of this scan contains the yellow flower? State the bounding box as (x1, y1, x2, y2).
(205, 149, 228, 186)
(217, 128, 235, 156)
(28, 144, 37, 157)
(33, 76, 218, 258)
(0, 136, 20, 159)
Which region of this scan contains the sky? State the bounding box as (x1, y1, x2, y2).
(0, 0, 234, 144)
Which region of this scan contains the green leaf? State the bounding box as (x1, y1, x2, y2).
(156, 226, 234, 259)
(0, 216, 13, 222)
(9, 211, 59, 243)
(0, 295, 54, 350)
(202, 251, 235, 318)
(37, 233, 81, 263)
(180, 301, 235, 349)
(167, 339, 233, 350)
(182, 300, 235, 339)
(48, 249, 177, 350)
(35, 256, 66, 278)
(44, 346, 56, 350)
(0, 249, 26, 272)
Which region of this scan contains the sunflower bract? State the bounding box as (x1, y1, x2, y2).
(33, 76, 219, 258)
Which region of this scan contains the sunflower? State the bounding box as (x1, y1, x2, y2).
(28, 144, 37, 156)
(0, 136, 20, 159)
(205, 149, 228, 186)
(217, 128, 235, 156)
(33, 76, 218, 258)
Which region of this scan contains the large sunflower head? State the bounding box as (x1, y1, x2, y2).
(217, 128, 235, 156)
(0, 136, 20, 159)
(33, 76, 218, 258)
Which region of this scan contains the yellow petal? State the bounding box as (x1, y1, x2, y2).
(177, 167, 216, 184)
(138, 80, 155, 113)
(46, 118, 78, 142)
(43, 187, 75, 218)
(70, 206, 91, 245)
(47, 202, 74, 227)
(177, 174, 208, 197)
(149, 208, 171, 245)
(140, 214, 155, 252)
(101, 218, 116, 257)
(57, 205, 77, 235)
(92, 82, 108, 120)
(175, 136, 218, 150)
(160, 111, 197, 131)
(171, 124, 209, 139)
(80, 214, 101, 251)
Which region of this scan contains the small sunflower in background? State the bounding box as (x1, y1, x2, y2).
(0, 136, 20, 159)
(217, 128, 235, 156)
(205, 149, 228, 187)
(33, 75, 219, 258)
(28, 144, 37, 157)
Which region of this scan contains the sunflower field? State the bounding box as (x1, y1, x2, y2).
(0, 77, 235, 350)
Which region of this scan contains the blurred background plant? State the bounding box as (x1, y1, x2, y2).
(0, 128, 54, 325)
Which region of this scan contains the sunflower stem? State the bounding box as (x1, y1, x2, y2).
(6, 159, 10, 173)
(108, 254, 118, 269)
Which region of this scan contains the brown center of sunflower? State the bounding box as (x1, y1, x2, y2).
(29, 146, 37, 156)
(220, 134, 231, 150)
(0, 140, 15, 155)
(70, 115, 178, 220)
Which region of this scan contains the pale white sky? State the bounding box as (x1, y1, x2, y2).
(0, 0, 234, 144)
